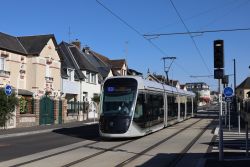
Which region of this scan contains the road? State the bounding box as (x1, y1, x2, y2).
(0, 110, 218, 167)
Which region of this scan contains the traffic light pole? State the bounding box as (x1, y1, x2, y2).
(219, 79, 224, 161)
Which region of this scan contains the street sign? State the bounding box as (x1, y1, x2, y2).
(223, 87, 233, 97)
(225, 97, 232, 102)
(219, 94, 222, 103)
(5, 85, 12, 96)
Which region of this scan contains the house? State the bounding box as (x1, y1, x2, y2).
(180, 84, 187, 91)
(127, 68, 143, 76)
(18, 34, 61, 98)
(186, 82, 211, 105)
(83, 46, 127, 76)
(0, 32, 61, 127)
(236, 77, 250, 100)
(0, 32, 61, 98)
(59, 42, 100, 103)
(145, 73, 181, 88)
(82, 47, 113, 83)
(146, 73, 161, 83)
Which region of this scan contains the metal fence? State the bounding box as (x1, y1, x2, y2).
(67, 101, 89, 115)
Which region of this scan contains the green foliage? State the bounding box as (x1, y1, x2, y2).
(19, 97, 28, 114)
(91, 94, 100, 103)
(0, 90, 18, 128)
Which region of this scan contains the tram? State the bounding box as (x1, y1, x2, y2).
(99, 76, 196, 138)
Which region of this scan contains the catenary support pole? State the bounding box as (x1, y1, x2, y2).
(246, 122, 249, 157)
(219, 79, 224, 161)
(234, 59, 240, 134)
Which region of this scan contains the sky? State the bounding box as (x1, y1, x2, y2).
(1, 0, 250, 90)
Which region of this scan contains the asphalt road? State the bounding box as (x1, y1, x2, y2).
(0, 124, 99, 162)
(0, 108, 218, 166)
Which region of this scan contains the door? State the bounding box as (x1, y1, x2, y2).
(40, 95, 54, 125)
(58, 100, 62, 124)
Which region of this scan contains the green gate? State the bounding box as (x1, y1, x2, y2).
(40, 95, 54, 125)
(58, 100, 63, 124)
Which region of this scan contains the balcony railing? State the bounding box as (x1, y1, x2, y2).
(45, 76, 53, 83)
(0, 70, 10, 77)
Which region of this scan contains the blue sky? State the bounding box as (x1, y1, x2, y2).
(1, 0, 250, 90)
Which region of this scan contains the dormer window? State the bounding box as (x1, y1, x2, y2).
(1, 51, 9, 58)
(67, 69, 74, 81)
(91, 73, 96, 84)
(86, 72, 90, 83)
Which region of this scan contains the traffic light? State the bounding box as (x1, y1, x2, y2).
(222, 75, 229, 85)
(214, 68, 224, 79)
(214, 40, 224, 69)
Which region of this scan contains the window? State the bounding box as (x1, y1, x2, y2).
(91, 73, 96, 84)
(167, 95, 178, 121)
(86, 72, 90, 83)
(187, 97, 192, 116)
(46, 65, 50, 77)
(0, 57, 4, 70)
(133, 92, 164, 128)
(67, 69, 74, 81)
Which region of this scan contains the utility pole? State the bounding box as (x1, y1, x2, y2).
(162, 57, 176, 85)
(214, 40, 224, 161)
(233, 59, 240, 134)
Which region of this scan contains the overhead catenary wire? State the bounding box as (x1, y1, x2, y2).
(169, 0, 212, 75)
(96, 0, 201, 83)
(144, 27, 250, 37)
(96, 0, 168, 56)
(146, 0, 237, 34)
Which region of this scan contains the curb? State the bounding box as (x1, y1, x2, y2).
(214, 126, 219, 135)
(0, 122, 99, 139)
(0, 128, 59, 139)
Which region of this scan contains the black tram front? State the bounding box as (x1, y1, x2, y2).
(99, 78, 137, 136)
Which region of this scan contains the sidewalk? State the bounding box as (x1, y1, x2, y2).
(0, 119, 98, 139)
(205, 126, 250, 167)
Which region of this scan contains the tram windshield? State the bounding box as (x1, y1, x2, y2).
(102, 78, 137, 116)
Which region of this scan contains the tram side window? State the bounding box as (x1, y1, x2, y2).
(167, 95, 178, 121)
(147, 93, 164, 125)
(134, 94, 144, 119)
(133, 93, 164, 128)
(180, 96, 186, 118)
(133, 93, 147, 128)
(187, 97, 192, 116)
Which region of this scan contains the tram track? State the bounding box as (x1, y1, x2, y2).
(8, 118, 206, 167)
(166, 121, 214, 167)
(61, 118, 203, 167)
(115, 118, 205, 167)
(9, 140, 101, 167)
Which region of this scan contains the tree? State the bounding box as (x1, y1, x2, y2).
(91, 94, 100, 104)
(0, 89, 18, 128)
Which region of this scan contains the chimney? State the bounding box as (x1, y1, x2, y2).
(83, 46, 90, 54)
(71, 39, 81, 49)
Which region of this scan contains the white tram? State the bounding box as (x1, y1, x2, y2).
(99, 76, 196, 138)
